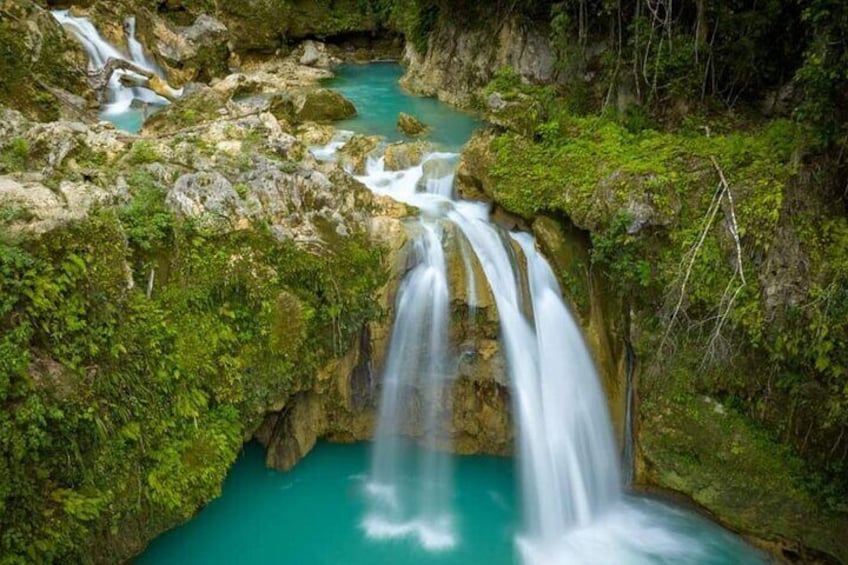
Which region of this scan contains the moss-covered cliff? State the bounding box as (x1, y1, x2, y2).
(0, 0, 94, 121)
(453, 77, 848, 563)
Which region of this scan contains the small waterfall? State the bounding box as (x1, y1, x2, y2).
(622, 342, 636, 485)
(358, 160, 457, 550)
(512, 234, 620, 550)
(51, 10, 170, 115)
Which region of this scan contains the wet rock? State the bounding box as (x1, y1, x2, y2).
(293, 88, 357, 123)
(397, 112, 427, 136)
(336, 134, 381, 174)
(383, 141, 429, 170)
(455, 130, 497, 202)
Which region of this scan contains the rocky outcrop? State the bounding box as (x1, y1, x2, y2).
(0, 0, 94, 121)
(401, 18, 556, 108)
(397, 112, 427, 135)
(149, 13, 230, 83)
(383, 141, 429, 171)
(336, 134, 382, 174)
(293, 88, 357, 123)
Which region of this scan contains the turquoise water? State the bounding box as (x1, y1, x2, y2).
(105, 109, 145, 134)
(101, 104, 164, 134)
(139, 64, 767, 565)
(140, 442, 762, 565)
(140, 442, 517, 564)
(324, 63, 481, 150)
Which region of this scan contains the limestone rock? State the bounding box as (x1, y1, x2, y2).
(397, 112, 427, 136)
(141, 84, 229, 135)
(0, 0, 94, 120)
(152, 14, 229, 83)
(400, 19, 556, 108)
(297, 39, 337, 68)
(486, 91, 546, 136)
(296, 123, 336, 146)
(336, 134, 381, 174)
(455, 130, 497, 202)
(293, 88, 357, 123)
(0, 176, 114, 234)
(383, 141, 429, 170)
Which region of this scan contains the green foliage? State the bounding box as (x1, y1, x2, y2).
(0, 198, 383, 561)
(482, 104, 848, 503)
(126, 140, 160, 165)
(0, 137, 29, 173)
(119, 171, 174, 253)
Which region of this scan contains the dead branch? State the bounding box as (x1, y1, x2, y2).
(87, 57, 180, 102)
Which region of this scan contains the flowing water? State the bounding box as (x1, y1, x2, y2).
(140, 64, 767, 564)
(51, 10, 173, 133)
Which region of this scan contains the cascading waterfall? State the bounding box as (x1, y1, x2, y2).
(313, 136, 624, 562)
(363, 217, 456, 550)
(51, 10, 173, 115)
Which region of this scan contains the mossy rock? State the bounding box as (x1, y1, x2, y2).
(293, 88, 356, 123)
(384, 141, 429, 170)
(639, 393, 848, 563)
(0, 0, 94, 120)
(141, 84, 228, 135)
(397, 111, 427, 136)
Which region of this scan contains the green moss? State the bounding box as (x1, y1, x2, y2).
(126, 140, 161, 166)
(641, 391, 848, 563)
(0, 137, 30, 173)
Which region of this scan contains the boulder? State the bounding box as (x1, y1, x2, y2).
(397, 111, 427, 136)
(485, 91, 546, 136)
(297, 39, 336, 68)
(152, 14, 230, 83)
(336, 134, 381, 174)
(383, 141, 429, 170)
(293, 88, 357, 123)
(141, 84, 229, 135)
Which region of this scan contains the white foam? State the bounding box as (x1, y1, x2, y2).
(362, 514, 457, 551)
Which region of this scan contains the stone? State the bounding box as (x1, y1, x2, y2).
(152, 14, 230, 82)
(293, 88, 357, 123)
(400, 18, 556, 109)
(141, 84, 229, 135)
(0, 0, 94, 120)
(336, 134, 381, 174)
(383, 141, 429, 170)
(397, 112, 427, 136)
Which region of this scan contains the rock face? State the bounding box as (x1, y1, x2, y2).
(294, 88, 357, 123)
(401, 18, 556, 108)
(0, 0, 94, 120)
(150, 14, 230, 83)
(397, 111, 427, 135)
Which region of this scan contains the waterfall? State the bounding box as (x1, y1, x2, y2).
(356, 158, 457, 550)
(51, 10, 170, 114)
(328, 136, 624, 561)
